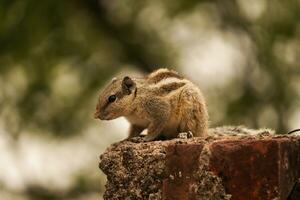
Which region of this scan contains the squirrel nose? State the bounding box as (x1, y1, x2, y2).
(94, 111, 100, 119)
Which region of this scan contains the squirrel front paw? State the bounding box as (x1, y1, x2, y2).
(143, 134, 158, 142)
(126, 136, 144, 143)
(177, 131, 194, 139)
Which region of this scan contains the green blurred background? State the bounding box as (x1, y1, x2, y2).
(0, 0, 299, 199)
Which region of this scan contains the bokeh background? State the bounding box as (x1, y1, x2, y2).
(0, 0, 299, 199)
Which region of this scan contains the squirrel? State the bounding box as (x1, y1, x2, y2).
(94, 68, 209, 141)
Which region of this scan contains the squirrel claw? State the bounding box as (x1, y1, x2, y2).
(143, 135, 157, 142)
(126, 136, 144, 143)
(178, 131, 194, 139)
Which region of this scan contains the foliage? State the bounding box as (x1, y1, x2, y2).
(0, 0, 299, 135)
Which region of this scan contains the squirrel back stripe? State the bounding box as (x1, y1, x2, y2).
(148, 76, 188, 95)
(147, 68, 183, 83)
(158, 81, 186, 94)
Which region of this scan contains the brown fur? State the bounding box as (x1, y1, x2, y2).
(94, 68, 209, 141)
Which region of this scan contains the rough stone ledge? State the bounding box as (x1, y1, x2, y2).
(99, 127, 300, 200)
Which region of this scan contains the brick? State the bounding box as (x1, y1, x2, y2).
(288, 180, 300, 200)
(163, 144, 203, 200)
(209, 137, 300, 200)
(99, 130, 300, 200)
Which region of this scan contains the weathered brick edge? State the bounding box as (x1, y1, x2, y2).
(99, 134, 300, 200)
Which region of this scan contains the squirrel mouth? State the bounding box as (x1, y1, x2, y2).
(94, 107, 118, 120)
(94, 111, 110, 120)
(102, 113, 116, 120)
(102, 115, 112, 120)
(94, 111, 101, 119)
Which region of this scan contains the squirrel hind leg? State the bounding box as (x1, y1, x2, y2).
(181, 107, 208, 137)
(178, 89, 208, 137)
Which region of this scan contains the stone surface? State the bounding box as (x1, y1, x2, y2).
(99, 127, 300, 200)
(209, 137, 300, 200)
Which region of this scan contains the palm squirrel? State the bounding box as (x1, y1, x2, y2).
(94, 68, 209, 141)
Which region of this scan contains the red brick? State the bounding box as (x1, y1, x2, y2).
(163, 144, 203, 200)
(99, 134, 300, 200)
(209, 138, 300, 200)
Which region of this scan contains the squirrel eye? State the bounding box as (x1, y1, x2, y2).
(108, 95, 116, 103)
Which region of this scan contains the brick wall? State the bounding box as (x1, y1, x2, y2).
(99, 128, 300, 200)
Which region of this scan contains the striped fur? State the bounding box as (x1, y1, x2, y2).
(158, 81, 187, 94)
(147, 68, 183, 84)
(147, 69, 187, 95)
(95, 67, 208, 141)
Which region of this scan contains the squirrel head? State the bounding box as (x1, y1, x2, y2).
(94, 76, 136, 120)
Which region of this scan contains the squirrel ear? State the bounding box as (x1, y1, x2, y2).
(122, 76, 135, 94)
